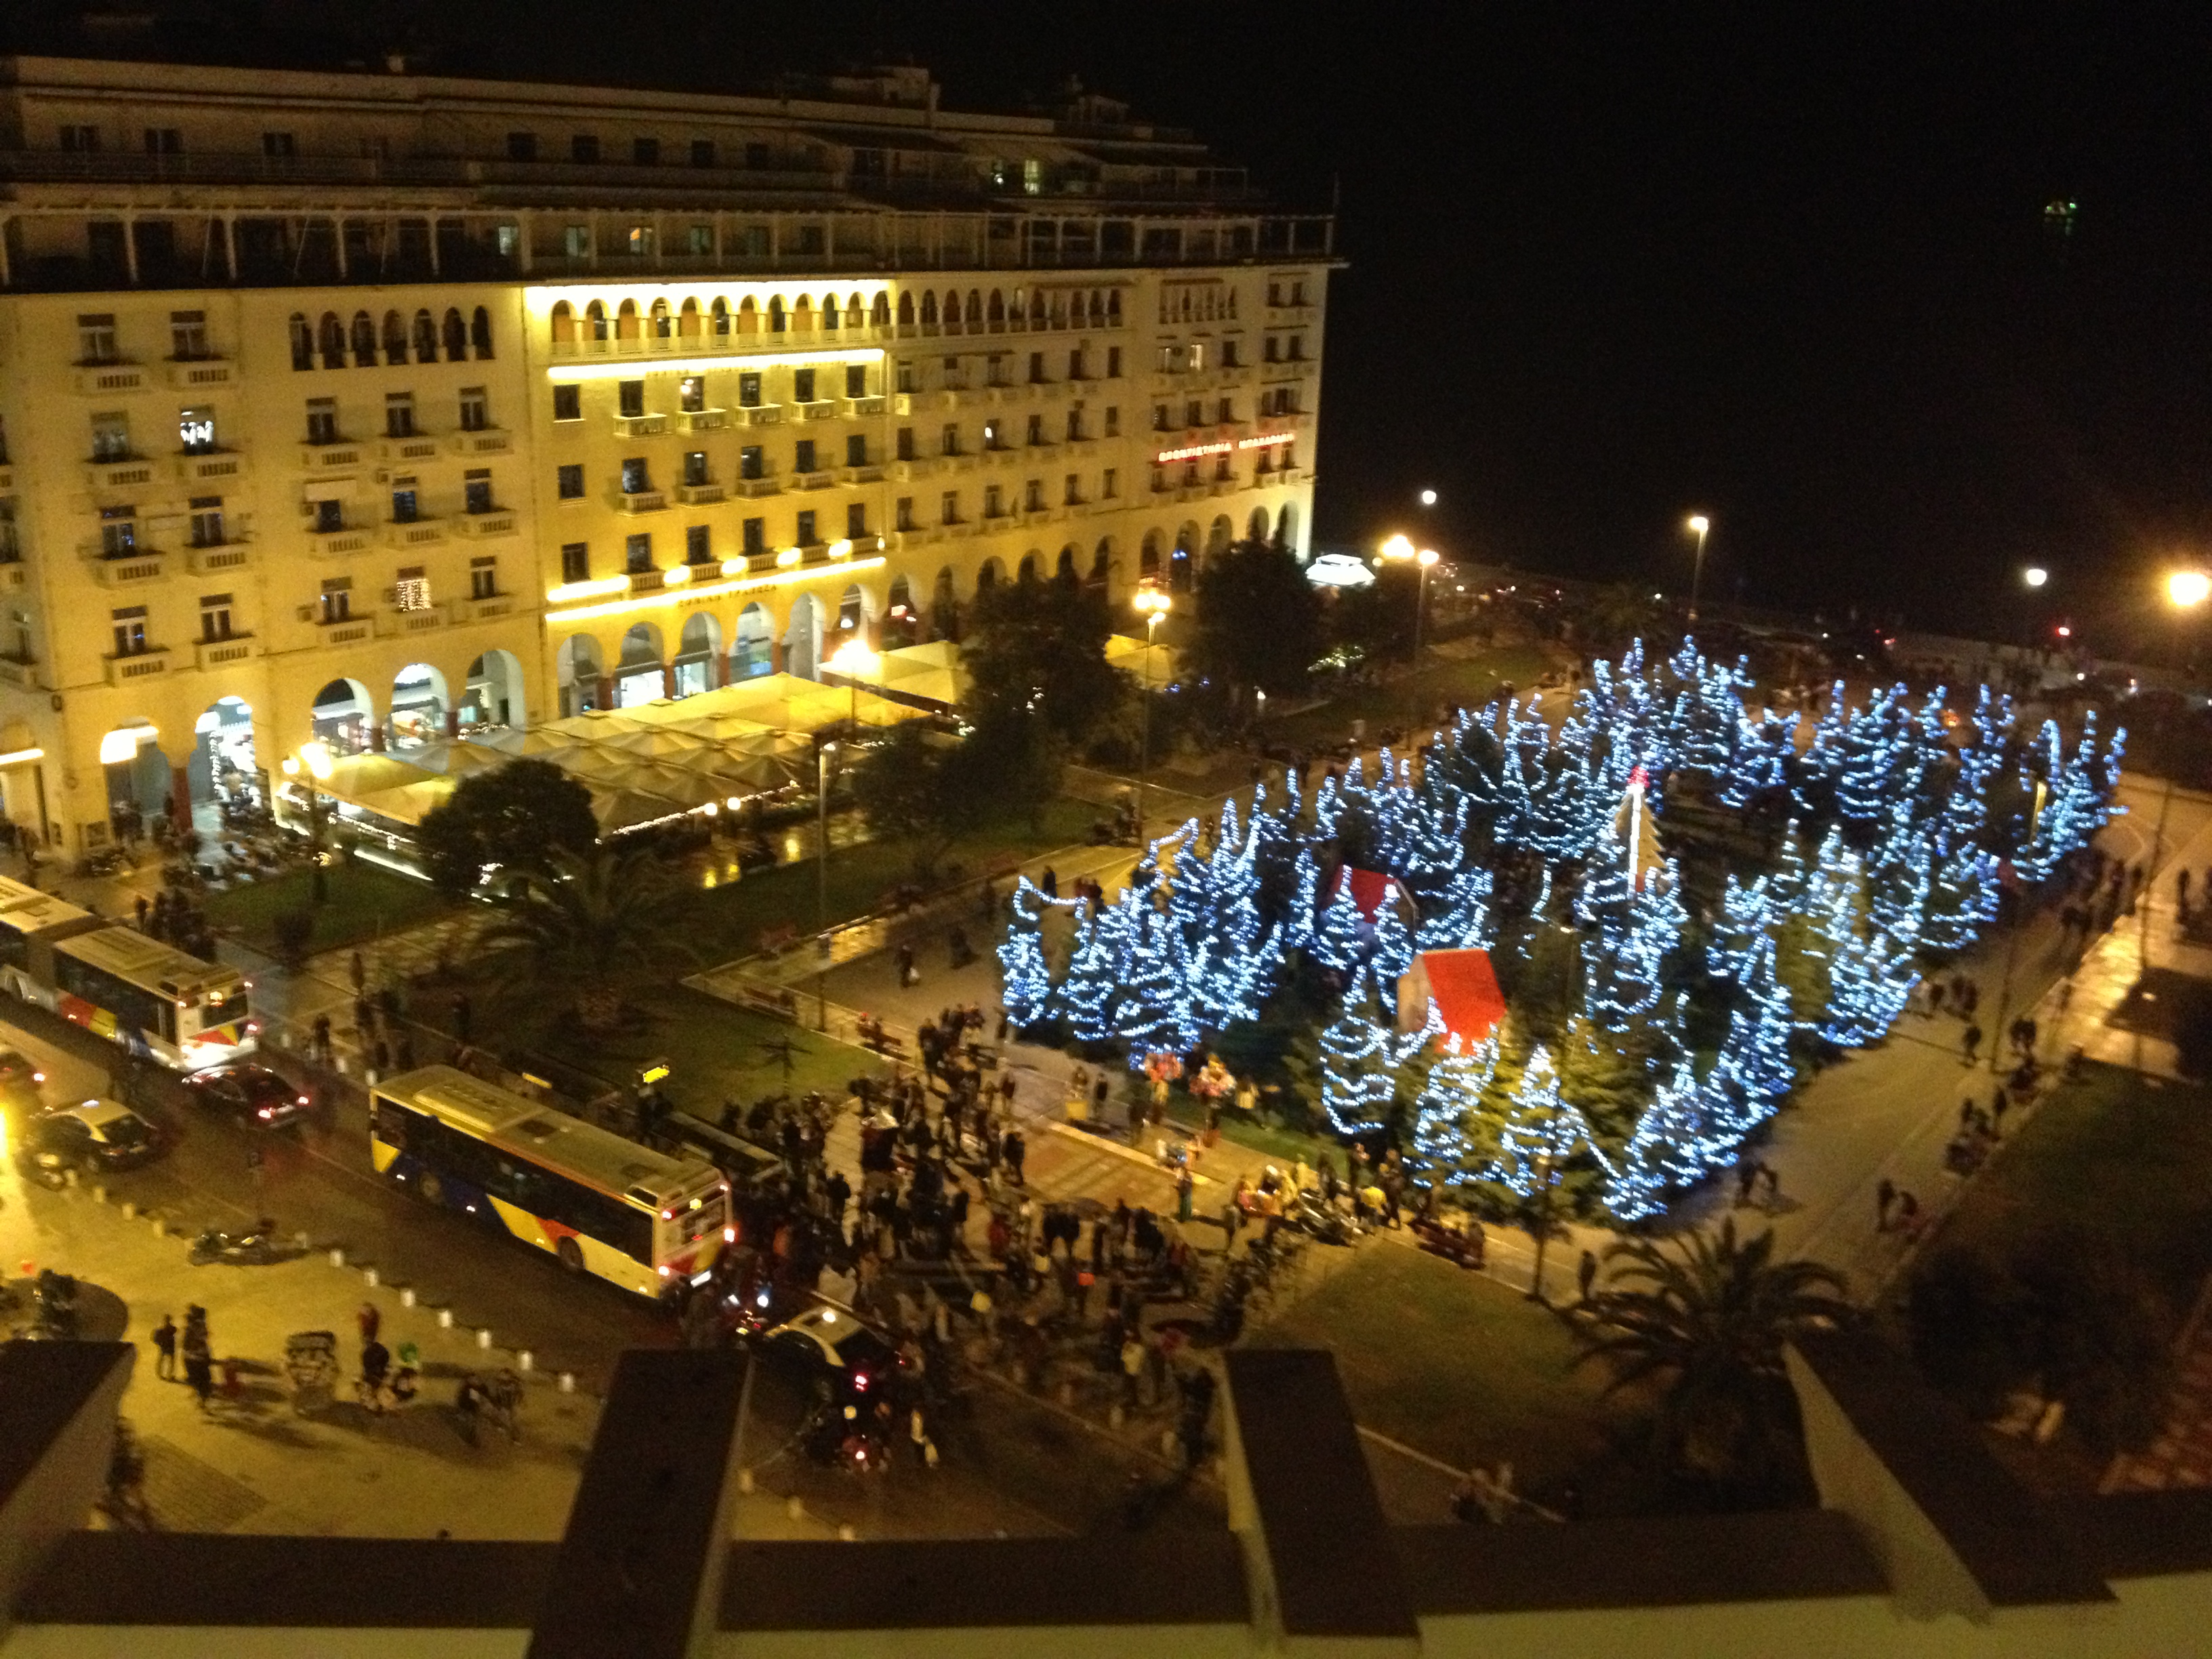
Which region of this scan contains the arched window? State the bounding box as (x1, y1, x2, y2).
(1018, 553, 1040, 583)
(710, 298, 730, 336)
(586, 300, 609, 341)
(380, 310, 407, 365)
(918, 291, 937, 327)
(737, 298, 758, 337)
(1088, 291, 1104, 326)
(977, 559, 1001, 595)
(413, 308, 438, 362)
(1091, 539, 1112, 586)
(678, 298, 700, 337)
(289, 312, 314, 371)
(792, 295, 814, 333)
(1030, 291, 1049, 325)
(964, 289, 982, 325)
(1276, 503, 1298, 549)
(821, 295, 838, 332)
(896, 291, 915, 327)
(318, 312, 345, 369)
(471, 306, 494, 359)
(442, 308, 468, 362)
(872, 291, 892, 327)
(1049, 293, 1067, 329)
(550, 300, 576, 344)
(1248, 506, 1269, 541)
(941, 289, 960, 329)
(1056, 546, 1078, 583)
(1107, 291, 1122, 323)
(615, 300, 639, 340)
(1140, 531, 1162, 579)
(847, 293, 865, 329)
(649, 298, 671, 339)
(766, 297, 785, 333)
(987, 289, 1005, 325)
(350, 310, 377, 367)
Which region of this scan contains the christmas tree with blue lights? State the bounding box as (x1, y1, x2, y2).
(1702, 935, 1797, 1138)
(1319, 966, 1403, 1137)
(997, 878, 1057, 1030)
(1060, 903, 1124, 1046)
(1605, 1060, 1715, 1222)
(1407, 1034, 1500, 1185)
(1309, 870, 1372, 980)
(1483, 1044, 1610, 1197)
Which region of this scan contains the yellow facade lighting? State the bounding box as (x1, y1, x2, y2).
(2169, 569, 2211, 609)
(544, 556, 888, 626)
(827, 637, 881, 679)
(546, 575, 630, 605)
(98, 726, 157, 765)
(0, 746, 43, 766)
(662, 565, 693, 587)
(775, 547, 802, 568)
(546, 348, 882, 382)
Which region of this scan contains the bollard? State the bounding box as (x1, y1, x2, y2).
(476, 1328, 492, 1349)
(363, 1267, 379, 1288)
(517, 1350, 533, 1372)
(785, 1496, 804, 1521)
(91, 1184, 106, 1204)
(150, 1216, 165, 1237)
(63, 1167, 77, 1187)
(837, 1524, 856, 1542)
(329, 1248, 346, 1269)
(737, 1468, 754, 1494)
(1160, 1428, 1180, 1458)
(438, 1309, 453, 1329)
(400, 1288, 416, 1309)
(558, 1372, 575, 1394)
(120, 1201, 136, 1221)
(1109, 1404, 1125, 1430)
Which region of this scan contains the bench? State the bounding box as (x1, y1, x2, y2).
(756, 923, 800, 958)
(1413, 1214, 1486, 1270)
(855, 1019, 909, 1059)
(735, 983, 800, 1022)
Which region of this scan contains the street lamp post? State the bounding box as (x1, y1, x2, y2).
(283, 740, 334, 903)
(826, 636, 881, 743)
(816, 741, 837, 1031)
(2140, 569, 2209, 987)
(1132, 586, 1171, 846)
(1685, 514, 1711, 624)
(1380, 534, 1441, 724)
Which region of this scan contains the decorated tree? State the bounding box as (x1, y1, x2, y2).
(1309, 875, 1371, 980)
(1060, 904, 1124, 1046)
(1407, 1034, 1500, 1185)
(1111, 899, 1195, 1062)
(1605, 1061, 1717, 1222)
(1418, 865, 1494, 951)
(1319, 967, 1402, 1137)
(1702, 937, 1797, 1139)
(1484, 1044, 1612, 1196)
(997, 878, 1057, 1029)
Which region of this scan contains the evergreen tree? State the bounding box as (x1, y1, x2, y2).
(1484, 1044, 1611, 1195)
(1790, 686, 1849, 819)
(1309, 872, 1371, 979)
(997, 878, 1056, 1029)
(1060, 903, 1124, 1046)
(1866, 799, 1931, 950)
(1111, 898, 1193, 1063)
(1418, 865, 1494, 951)
(1836, 687, 1898, 827)
(1921, 825, 1998, 954)
(1605, 1061, 1715, 1222)
(1702, 937, 1796, 1139)
(1280, 844, 1322, 955)
(1369, 891, 1418, 1010)
(1406, 1035, 1498, 1185)
(1706, 873, 1776, 981)
(1319, 966, 1399, 1137)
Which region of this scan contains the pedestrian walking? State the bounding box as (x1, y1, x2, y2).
(312, 1012, 333, 1066)
(1176, 1164, 1194, 1223)
(349, 949, 367, 997)
(1002, 1128, 1026, 1185)
(1928, 981, 1946, 1017)
(1040, 865, 1058, 900)
(152, 1313, 178, 1381)
(451, 991, 472, 1046)
(1576, 1249, 1598, 1304)
(1962, 1023, 1983, 1065)
(1990, 1086, 2009, 1134)
(1876, 1176, 1897, 1231)
(1959, 1096, 1975, 1130)
(357, 1301, 381, 1351)
(1894, 1189, 1923, 1240)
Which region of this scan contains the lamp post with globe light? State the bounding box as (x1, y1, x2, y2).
(281, 740, 334, 903)
(825, 635, 880, 743)
(2129, 567, 2212, 999)
(1380, 533, 1442, 723)
(1685, 514, 1711, 623)
(1131, 585, 1172, 845)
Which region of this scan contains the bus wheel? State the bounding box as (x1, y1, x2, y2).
(418, 1172, 445, 1207)
(556, 1237, 584, 1275)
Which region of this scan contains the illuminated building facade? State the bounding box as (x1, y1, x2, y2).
(0, 55, 1330, 851)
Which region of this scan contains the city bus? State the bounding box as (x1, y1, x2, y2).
(369, 1065, 729, 1298)
(0, 878, 255, 1071)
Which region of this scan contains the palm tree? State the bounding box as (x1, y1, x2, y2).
(478, 844, 695, 1033)
(1573, 1220, 1851, 1492)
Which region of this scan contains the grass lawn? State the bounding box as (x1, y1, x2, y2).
(1162, 1092, 1328, 1166)
(1252, 1244, 1636, 1492)
(1271, 641, 1560, 750)
(1926, 1061, 2212, 1317)
(689, 796, 1096, 963)
(207, 861, 453, 955)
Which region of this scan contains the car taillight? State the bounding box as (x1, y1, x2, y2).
(723, 1226, 736, 1244)
(657, 1265, 671, 1277)
(258, 1108, 272, 1120)
(296, 1096, 310, 1107)
(852, 1370, 869, 1392)
(31, 1071, 43, 1084)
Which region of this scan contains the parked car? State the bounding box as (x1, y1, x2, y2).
(0, 1048, 47, 1113)
(755, 1304, 903, 1402)
(26, 1099, 165, 1174)
(183, 1063, 312, 1130)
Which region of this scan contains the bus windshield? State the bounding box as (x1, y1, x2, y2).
(199, 987, 249, 1029)
(659, 1187, 726, 1261)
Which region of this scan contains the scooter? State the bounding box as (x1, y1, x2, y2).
(189, 1224, 282, 1267)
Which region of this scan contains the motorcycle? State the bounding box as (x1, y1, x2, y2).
(189, 1224, 282, 1267)
(30, 1270, 78, 1340)
(1285, 1189, 1361, 1246)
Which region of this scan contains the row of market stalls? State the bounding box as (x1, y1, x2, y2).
(286, 635, 1183, 862)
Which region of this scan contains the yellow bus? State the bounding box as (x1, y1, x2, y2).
(368, 1065, 729, 1297)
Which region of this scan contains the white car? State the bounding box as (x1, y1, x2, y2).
(1305, 553, 1376, 588)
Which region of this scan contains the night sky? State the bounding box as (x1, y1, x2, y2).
(24, 1, 2212, 642)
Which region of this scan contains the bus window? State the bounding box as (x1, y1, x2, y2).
(203, 985, 249, 1029)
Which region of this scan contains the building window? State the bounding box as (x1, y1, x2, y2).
(685, 524, 711, 564)
(169, 309, 209, 359)
(188, 497, 225, 547)
(556, 464, 585, 500)
(845, 363, 867, 398)
(1221, 340, 1240, 369)
(941, 490, 960, 525)
(320, 583, 351, 623)
(464, 470, 494, 514)
(626, 224, 655, 258)
(90, 411, 131, 462)
(984, 485, 1004, 519)
(59, 124, 99, 152)
(793, 368, 817, 404)
(553, 384, 581, 422)
(690, 138, 716, 167)
(198, 594, 232, 642)
(571, 134, 600, 163)
(687, 224, 713, 255)
(1024, 480, 1044, 512)
(507, 131, 537, 161)
(742, 518, 765, 555)
(178, 407, 217, 454)
(144, 127, 181, 155)
(846, 502, 867, 538)
(1069, 349, 1086, 380)
(982, 418, 1002, 451)
(1064, 473, 1081, 506)
(896, 427, 915, 461)
(261, 131, 296, 157)
(632, 136, 660, 165)
(737, 372, 762, 408)
(1103, 468, 1118, 498)
(470, 558, 498, 599)
(796, 509, 817, 545)
(77, 313, 119, 365)
(625, 533, 653, 573)
(100, 508, 137, 557)
(1105, 407, 1120, 437)
(941, 423, 961, 457)
(794, 438, 817, 476)
(680, 451, 708, 487)
(390, 487, 419, 524)
(1026, 414, 1044, 447)
(620, 458, 650, 495)
(895, 497, 915, 531)
(618, 380, 645, 419)
(1028, 352, 1046, 384)
(1186, 401, 1205, 429)
(845, 434, 867, 468)
(1265, 336, 1281, 363)
(739, 446, 764, 481)
(394, 570, 432, 611)
(563, 224, 589, 258)
(459, 387, 489, 430)
(896, 361, 916, 394)
(111, 609, 148, 655)
(560, 541, 590, 582)
(385, 394, 415, 438)
(313, 499, 344, 533)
